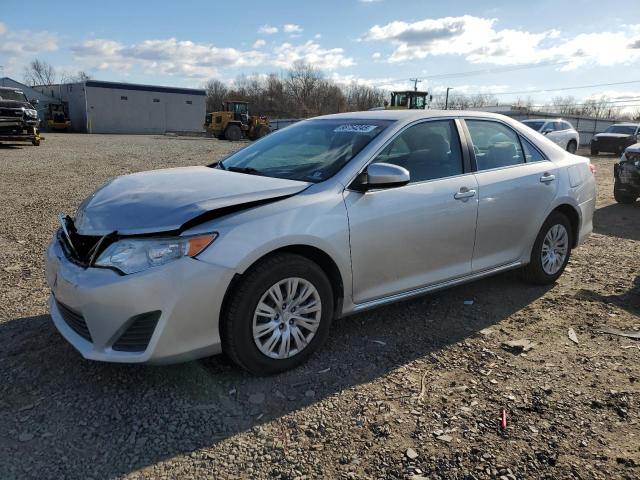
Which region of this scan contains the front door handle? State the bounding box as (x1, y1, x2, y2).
(540, 173, 556, 183)
(454, 188, 476, 200)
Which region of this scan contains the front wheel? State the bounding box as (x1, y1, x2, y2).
(566, 140, 577, 154)
(224, 124, 242, 142)
(222, 253, 334, 375)
(521, 212, 572, 285)
(590, 145, 598, 156)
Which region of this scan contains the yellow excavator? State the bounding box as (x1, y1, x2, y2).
(47, 103, 71, 131)
(386, 90, 430, 109)
(204, 101, 271, 141)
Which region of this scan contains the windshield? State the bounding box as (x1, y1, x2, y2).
(522, 120, 546, 131)
(0, 89, 28, 102)
(605, 125, 637, 135)
(219, 119, 393, 182)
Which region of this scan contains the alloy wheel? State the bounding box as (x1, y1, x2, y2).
(252, 277, 322, 360)
(541, 224, 569, 275)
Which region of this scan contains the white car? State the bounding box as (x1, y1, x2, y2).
(522, 119, 579, 154)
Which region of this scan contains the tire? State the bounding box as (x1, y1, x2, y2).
(590, 145, 598, 156)
(521, 212, 573, 285)
(566, 140, 577, 154)
(614, 181, 638, 204)
(224, 124, 242, 142)
(222, 253, 334, 375)
(255, 125, 271, 139)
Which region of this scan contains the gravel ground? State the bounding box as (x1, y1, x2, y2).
(0, 133, 638, 480)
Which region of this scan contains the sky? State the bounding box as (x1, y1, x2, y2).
(1, 0, 640, 108)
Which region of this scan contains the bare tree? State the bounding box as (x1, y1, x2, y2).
(285, 61, 324, 117)
(344, 82, 386, 111)
(23, 59, 56, 86)
(60, 70, 91, 84)
(549, 95, 579, 115)
(204, 79, 229, 112)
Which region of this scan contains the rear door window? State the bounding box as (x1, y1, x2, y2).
(521, 136, 546, 163)
(465, 120, 524, 171)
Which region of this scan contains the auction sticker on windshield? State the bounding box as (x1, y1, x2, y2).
(333, 124, 379, 133)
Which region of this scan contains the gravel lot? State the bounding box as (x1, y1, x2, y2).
(0, 133, 638, 479)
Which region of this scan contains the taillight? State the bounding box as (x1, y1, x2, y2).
(589, 163, 597, 175)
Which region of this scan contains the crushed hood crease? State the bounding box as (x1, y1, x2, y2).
(74, 166, 310, 235)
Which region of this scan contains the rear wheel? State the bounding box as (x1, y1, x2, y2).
(614, 181, 638, 204)
(566, 140, 577, 154)
(521, 212, 572, 285)
(224, 124, 242, 142)
(222, 253, 334, 375)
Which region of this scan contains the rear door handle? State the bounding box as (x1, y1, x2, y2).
(454, 188, 476, 200)
(540, 173, 556, 183)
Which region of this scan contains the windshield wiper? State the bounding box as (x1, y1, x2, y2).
(227, 166, 264, 176)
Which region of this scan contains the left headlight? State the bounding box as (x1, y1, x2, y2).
(95, 233, 217, 275)
(24, 108, 38, 118)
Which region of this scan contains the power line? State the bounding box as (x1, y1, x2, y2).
(422, 60, 571, 80)
(455, 80, 640, 97)
(368, 60, 572, 87)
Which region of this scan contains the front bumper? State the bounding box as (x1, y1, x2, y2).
(45, 238, 235, 364)
(591, 138, 634, 153)
(0, 116, 38, 131)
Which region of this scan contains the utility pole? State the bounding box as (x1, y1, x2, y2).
(444, 87, 453, 110)
(409, 78, 422, 92)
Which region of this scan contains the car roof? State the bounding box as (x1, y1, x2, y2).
(0, 86, 21, 91)
(313, 109, 515, 122)
(522, 118, 567, 122)
(611, 123, 640, 127)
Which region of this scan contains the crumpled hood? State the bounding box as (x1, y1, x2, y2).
(74, 166, 310, 235)
(624, 142, 640, 154)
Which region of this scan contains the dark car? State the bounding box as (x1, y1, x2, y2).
(591, 123, 640, 155)
(0, 87, 39, 135)
(614, 143, 640, 204)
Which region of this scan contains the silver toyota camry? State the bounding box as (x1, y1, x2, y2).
(45, 110, 596, 374)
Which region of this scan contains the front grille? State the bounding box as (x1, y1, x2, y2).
(0, 108, 23, 118)
(597, 138, 625, 151)
(56, 300, 92, 342)
(57, 228, 107, 267)
(112, 311, 161, 352)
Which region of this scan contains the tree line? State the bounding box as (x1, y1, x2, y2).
(205, 61, 386, 118)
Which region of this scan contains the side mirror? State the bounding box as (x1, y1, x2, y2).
(542, 128, 553, 135)
(30, 99, 39, 106)
(350, 162, 410, 191)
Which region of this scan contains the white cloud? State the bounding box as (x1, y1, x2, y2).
(283, 24, 303, 34)
(272, 40, 355, 70)
(71, 37, 355, 79)
(359, 0, 383, 3)
(0, 22, 58, 57)
(258, 24, 278, 34)
(362, 15, 640, 69)
(372, 52, 381, 59)
(72, 38, 267, 78)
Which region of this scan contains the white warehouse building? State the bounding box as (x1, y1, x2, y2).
(34, 80, 206, 134)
